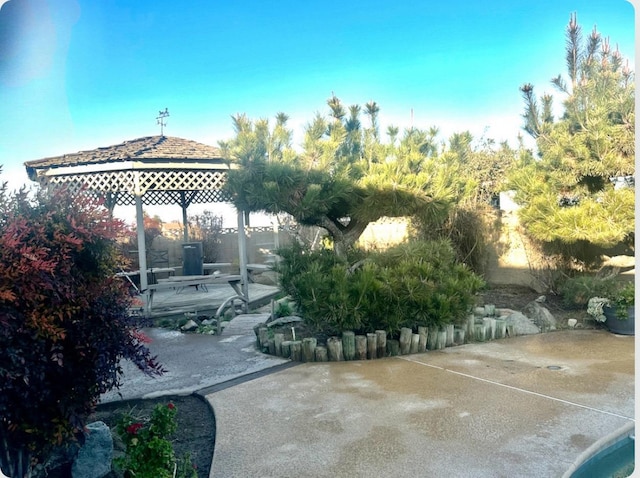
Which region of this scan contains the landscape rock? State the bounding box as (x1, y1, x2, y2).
(503, 311, 540, 335)
(473, 306, 486, 316)
(201, 318, 217, 326)
(522, 300, 557, 331)
(32, 442, 80, 478)
(181, 319, 199, 331)
(71, 421, 113, 478)
(266, 315, 303, 328)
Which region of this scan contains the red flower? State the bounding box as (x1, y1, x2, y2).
(167, 402, 175, 410)
(126, 422, 144, 435)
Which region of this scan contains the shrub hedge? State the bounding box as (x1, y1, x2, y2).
(276, 239, 484, 337)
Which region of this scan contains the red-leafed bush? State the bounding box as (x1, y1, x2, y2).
(0, 175, 164, 478)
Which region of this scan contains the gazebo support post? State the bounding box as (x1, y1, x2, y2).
(237, 208, 249, 312)
(181, 204, 189, 243)
(135, 194, 149, 307)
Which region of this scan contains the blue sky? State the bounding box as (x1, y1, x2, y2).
(0, 0, 635, 211)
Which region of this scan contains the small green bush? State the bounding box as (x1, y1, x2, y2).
(115, 402, 197, 478)
(276, 240, 484, 337)
(274, 300, 295, 318)
(562, 275, 635, 315)
(561, 276, 605, 308)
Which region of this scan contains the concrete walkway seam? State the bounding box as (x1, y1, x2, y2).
(399, 355, 635, 421)
(195, 361, 299, 397)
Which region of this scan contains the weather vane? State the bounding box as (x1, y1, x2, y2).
(156, 108, 169, 136)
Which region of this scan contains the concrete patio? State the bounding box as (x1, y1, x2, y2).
(207, 329, 634, 478)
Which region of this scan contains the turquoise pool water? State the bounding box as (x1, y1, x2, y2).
(570, 435, 634, 478)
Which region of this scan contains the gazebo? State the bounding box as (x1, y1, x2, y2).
(23, 135, 250, 304)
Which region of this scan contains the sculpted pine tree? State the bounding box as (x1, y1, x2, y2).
(511, 13, 634, 256)
(223, 97, 455, 258)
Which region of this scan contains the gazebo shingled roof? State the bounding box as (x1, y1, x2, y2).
(23, 135, 250, 304)
(24, 135, 233, 207)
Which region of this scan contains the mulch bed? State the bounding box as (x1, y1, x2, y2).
(90, 394, 216, 478)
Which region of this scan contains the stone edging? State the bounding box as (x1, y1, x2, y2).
(254, 305, 524, 362)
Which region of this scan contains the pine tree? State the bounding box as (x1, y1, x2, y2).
(222, 97, 453, 258)
(510, 13, 634, 260)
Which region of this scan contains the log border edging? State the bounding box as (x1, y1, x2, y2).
(255, 304, 518, 362)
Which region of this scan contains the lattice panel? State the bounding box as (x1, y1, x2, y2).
(37, 169, 231, 206)
(41, 175, 85, 194)
(43, 171, 136, 193)
(138, 170, 227, 193)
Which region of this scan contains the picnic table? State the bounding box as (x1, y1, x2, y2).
(203, 262, 233, 274)
(145, 273, 245, 316)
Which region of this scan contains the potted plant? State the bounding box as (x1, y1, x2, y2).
(586, 280, 635, 335)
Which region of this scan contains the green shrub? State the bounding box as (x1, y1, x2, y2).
(0, 180, 163, 478)
(369, 240, 485, 334)
(413, 203, 496, 276)
(274, 300, 295, 318)
(561, 275, 616, 308)
(276, 240, 484, 337)
(562, 275, 635, 316)
(115, 402, 197, 478)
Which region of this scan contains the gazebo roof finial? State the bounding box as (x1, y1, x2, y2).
(156, 108, 169, 136)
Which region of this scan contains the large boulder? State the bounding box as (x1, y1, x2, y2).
(522, 299, 557, 332)
(71, 421, 113, 478)
(501, 310, 541, 335)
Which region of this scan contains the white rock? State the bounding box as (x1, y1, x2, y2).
(181, 319, 199, 331)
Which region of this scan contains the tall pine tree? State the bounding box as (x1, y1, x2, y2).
(510, 13, 634, 263)
(222, 97, 455, 258)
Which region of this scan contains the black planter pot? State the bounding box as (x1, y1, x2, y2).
(603, 305, 635, 336)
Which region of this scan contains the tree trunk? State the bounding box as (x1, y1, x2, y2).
(0, 432, 33, 478)
(321, 216, 368, 260)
